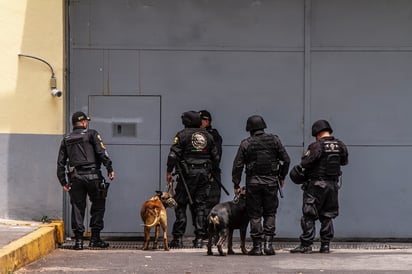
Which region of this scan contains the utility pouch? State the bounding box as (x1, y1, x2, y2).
(302, 192, 318, 218)
(180, 161, 190, 175)
(326, 154, 341, 177)
(96, 179, 110, 199)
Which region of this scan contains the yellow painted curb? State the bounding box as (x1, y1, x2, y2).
(0, 220, 64, 274)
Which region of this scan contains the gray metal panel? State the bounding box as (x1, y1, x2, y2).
(140, 50, 304, 147)
(66, 0, 412, 239)
(107, 50, 140, 94)
(311, 51, 412, 145)
(312, 0, 412, 47)
(336, 147, 412, 238)
(89, 95, 160, 145)
(70, 0, 304, 50)
(70, 49, 105, 111)
(103, 144, 160, 234)
(88, 96, 161, 234)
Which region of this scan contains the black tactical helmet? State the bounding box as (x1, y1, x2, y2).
(181, 111, 201, 128)
(246, 115, 267, 132)
(311, 119, 333, 137)
(289, 165, 306, 185)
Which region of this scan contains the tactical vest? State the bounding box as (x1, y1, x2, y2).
(64, 129, 96, 167)
(307, 139, 341, 180)
(245, 134, 279, 177)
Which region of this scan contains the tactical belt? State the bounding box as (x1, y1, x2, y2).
(188, 163, 209, 169)
(309, 176, 338, 182)
(76, 166, 98, 174)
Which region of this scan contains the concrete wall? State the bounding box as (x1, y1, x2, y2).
(0, 0, 65, 220)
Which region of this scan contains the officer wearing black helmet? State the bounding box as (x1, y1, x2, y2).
(57, 111, 115, 250)
(167, 111, 219, 248)
(290, 119, 348, 254)
(232, 115, 290, 256)
(198, 110, 223, 220)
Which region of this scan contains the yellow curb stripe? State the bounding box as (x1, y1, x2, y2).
(0, 226, 56, 274)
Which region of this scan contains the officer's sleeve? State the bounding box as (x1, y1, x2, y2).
(167, 133, 183, 172)
(232, 141, 246, 188)
(339, 140, 349, 166)
(300, 142, 322, 169)
(275, 137, 291, 180)
(90, 130, 113, 173)
(207, 132, 220, 164)
(56, 139, 68, 186)
(212, 129, 223, 162)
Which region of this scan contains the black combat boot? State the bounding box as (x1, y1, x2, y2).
(73, 234, 83, 250)
(89, 231, 109, 248)
(263, 236, 275, 255)
(290, 244, 312, 254)
(169, 236, 183, 248)
(319, 242, 330, 253)
(248, 239, 263, 256)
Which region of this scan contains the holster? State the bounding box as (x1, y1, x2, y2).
(96, 179, 110, 199)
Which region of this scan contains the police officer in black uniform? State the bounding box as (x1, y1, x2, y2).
(290, 119, 348, 254)
(167, 111, 219, 248)
(232, 115, 290, 256)
(198, 110, 223, 222)
(57, 111, 115, 250)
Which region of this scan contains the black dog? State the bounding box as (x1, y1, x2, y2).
(207, 187, 249, 256)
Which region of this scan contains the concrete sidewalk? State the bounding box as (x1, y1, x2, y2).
(0, 219, 64, 274)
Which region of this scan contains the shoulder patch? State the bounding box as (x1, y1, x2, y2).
(174, 136, 179, 144)
(97, 134, 106, 149)
(304, 150, 310, 157)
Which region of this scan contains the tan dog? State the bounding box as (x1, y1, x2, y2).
(140, 191, 177, 251)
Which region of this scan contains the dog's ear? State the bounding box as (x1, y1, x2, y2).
(155, 190, 162, 196)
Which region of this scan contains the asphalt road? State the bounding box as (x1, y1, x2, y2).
(16, 245, 412, 274)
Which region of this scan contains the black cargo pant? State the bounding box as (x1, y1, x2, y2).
(246, 183, 278, 241)
(300, 180, 339, 246)
(172, 170, 209, 239)
(69, 171, 108, 237)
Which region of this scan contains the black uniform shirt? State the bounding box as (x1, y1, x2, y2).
(300, 136, 348, 173)
(56, 126, 113, 186)
(232, 130, 290, 187)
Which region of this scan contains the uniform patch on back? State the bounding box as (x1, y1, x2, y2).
(192, 132, 207, 150)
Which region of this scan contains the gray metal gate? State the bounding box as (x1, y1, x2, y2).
(89, 95, 161, 235)
(68, 0, 412, 238)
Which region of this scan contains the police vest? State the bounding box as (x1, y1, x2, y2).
(64, 129, 96, 167)
(307, 140, 341, 180)
(245, 134, 279, 177)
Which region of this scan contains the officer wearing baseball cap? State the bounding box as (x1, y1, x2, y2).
(71, 111, 90, 124)
(57, 111, 115, 250)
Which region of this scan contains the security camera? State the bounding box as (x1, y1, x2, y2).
(51, 88, 62, 97)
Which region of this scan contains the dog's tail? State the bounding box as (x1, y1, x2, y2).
(142, 208, 160, 228)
